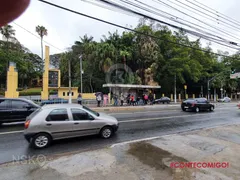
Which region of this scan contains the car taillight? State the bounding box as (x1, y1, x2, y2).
(191, 103, 195, 107)
(25, 120, 31, 129)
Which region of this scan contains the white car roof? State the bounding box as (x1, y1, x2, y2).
(41, 103, 83, 109)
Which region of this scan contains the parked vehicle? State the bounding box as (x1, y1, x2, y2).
(237, 103, 240, 109)
(218, 97, 231, 103)
(24, 104, 119, 149)
(40, 98, 68, 106)
(0, 98, 40, 124)
(181, 98, 214, 112)
(154, 97, 171, 104)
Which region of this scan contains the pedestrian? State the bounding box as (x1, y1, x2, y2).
(120, 93, 124, 106)
(113, 94, 118, 106)
(130, 94, 134, 106)
(96, 93, 102, 107)
(127, 93, 130, 105)
(149, 93, 154, 105)
(144, 94, 148, 105)
(103, 95, 108, 106)
(77, 93, 82, 105)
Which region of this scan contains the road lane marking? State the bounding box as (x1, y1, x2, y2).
(0, 130, 23, 135)
(119, 112, 226, 123)
(109, 109, 178, 115)
(109, 107, 232, 115)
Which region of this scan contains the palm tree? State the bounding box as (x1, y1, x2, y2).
(0, 25, 15, 70)
(35, 25, 47, 60)
(0, 24, 15, 50)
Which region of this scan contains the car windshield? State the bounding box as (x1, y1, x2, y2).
(83, 106, 99, 116)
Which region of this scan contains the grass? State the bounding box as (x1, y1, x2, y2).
(20, 88, 42, 93)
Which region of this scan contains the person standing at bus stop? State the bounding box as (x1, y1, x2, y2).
(96, 94, 102, 107)
(77, 93, 82, 105)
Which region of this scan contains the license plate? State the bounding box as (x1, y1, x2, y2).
(184, 106, 188, 108)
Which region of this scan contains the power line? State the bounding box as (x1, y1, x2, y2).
(154, 0, 240, 44)
(12, 22, 64, 52)
(190, 0, 240, 27)
(122, 0, 240, 48)
(172, 0, 240, 31)
(99, 0, 240, 50)
(37, 0, 239, 60)
(164, 0, 240, 36)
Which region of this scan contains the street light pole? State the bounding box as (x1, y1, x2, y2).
(174, 74, 177, 103)
(207, 78, 210, 100)
(79, 55, 83, 94)
(68, 58, 72, 104)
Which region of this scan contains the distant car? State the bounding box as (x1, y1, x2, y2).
(41, 98, 68, 106)
(237, 103, 240, 109)
(218, 97, 231, 103)
(24, 104, 119, 149)
(154, 97, 171, 104)
(0, 98, 40, 124)
(181, 98, 214, 112)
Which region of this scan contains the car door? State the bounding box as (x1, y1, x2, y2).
(196, 99, 205, 110)
(70, 108, 101, 137)
(0, 99, 11, 122)
(201, 99, 209, 110)
(45, 108, 74, 140)
(10, 100, 32, 121)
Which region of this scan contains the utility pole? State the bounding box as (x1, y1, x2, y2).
(174, 74, 177, 103)
(68, 58, 72, 104)
(79, 55, 83, 93)
(207, 78, 210, 100)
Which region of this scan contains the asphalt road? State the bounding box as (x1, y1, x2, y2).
(0, 103, 239, 164)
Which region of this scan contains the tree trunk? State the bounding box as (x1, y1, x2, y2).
(89, 74, 93, 93)
(41, 37, 43, 61)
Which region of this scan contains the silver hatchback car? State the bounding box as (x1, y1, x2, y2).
(24, 104, 118, 149)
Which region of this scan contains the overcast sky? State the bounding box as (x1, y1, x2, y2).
(7, 0, 240, 56)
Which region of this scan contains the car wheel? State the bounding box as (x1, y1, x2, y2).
(195, 107, 200, 113)
(210, 106, 214, 111)
(31, 133, 52, 149)
(100, 126, 113, 139)
(182, 107, 186, 111)
(163, 102, 165, 104)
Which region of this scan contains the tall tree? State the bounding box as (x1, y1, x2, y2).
(35, 25, 47, 60)
(0, 25, 15, 44)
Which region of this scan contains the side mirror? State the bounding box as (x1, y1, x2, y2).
(24, 105, 32, 109)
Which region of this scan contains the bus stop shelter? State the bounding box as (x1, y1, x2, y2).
(103, 83, 161, 100)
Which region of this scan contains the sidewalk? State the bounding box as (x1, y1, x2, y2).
(1, 124, 239, 180)
(91, 104, 180, 112)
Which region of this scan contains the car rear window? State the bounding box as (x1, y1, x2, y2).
(183, 99, 196, 103)
(27, 108, 42, 119)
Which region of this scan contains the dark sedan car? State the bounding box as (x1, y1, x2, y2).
(181, 98, 214, 112)
(0, 98, 40, 124)
(154, 97, 171, 104)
